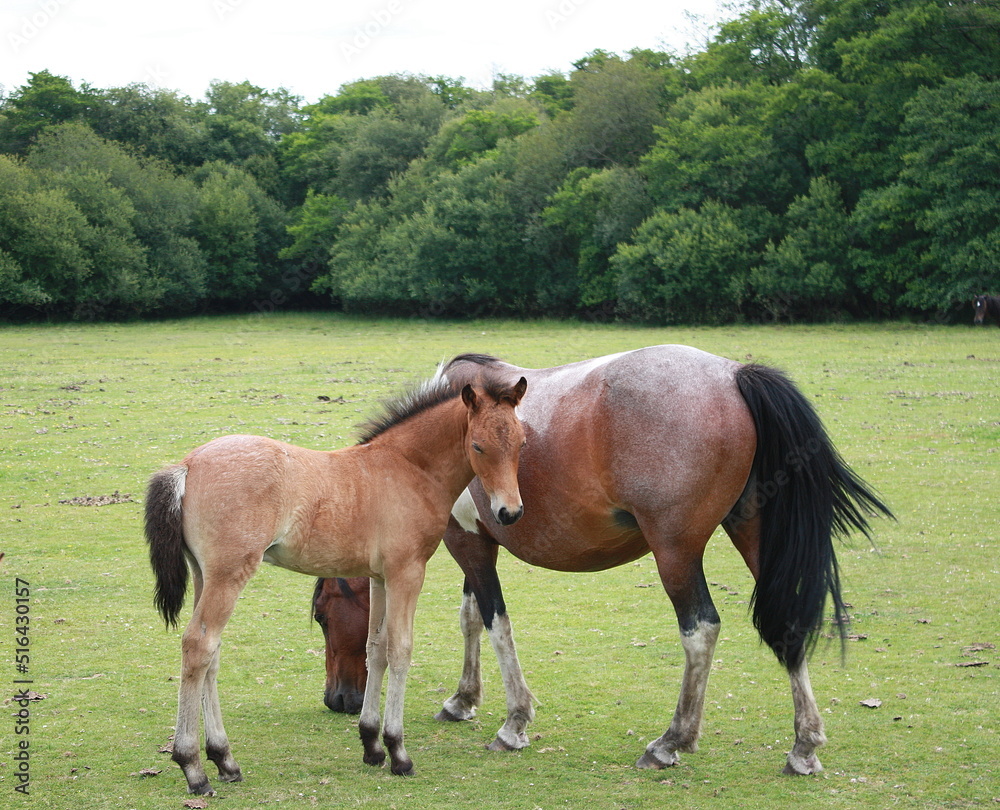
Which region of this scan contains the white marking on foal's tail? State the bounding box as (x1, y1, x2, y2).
(168, 464, 187, 512)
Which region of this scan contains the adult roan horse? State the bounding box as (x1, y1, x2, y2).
(973, 294, 1000, 325)
(145, 371, 527, 794)
(422, 346, 889, 775)
(312, 576, 370, 714)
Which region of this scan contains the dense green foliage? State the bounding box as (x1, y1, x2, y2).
(2, 0, 998, 322)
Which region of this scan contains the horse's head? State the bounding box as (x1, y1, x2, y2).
(974, 295, 987, 324)
(312, 577, 369, 714)
(461, 376, 528, 526)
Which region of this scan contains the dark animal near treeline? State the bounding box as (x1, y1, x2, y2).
(973, 295, 1000, 325)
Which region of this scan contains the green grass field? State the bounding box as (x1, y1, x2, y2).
(2, 314, 997, 808)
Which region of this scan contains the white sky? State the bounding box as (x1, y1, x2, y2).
(3, 0, 727, 103)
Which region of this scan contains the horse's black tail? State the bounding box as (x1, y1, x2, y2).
(734, 364, 893, 670)
(145, 465, 189, 629)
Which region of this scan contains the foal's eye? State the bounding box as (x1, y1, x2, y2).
(472, 442, 484, 454)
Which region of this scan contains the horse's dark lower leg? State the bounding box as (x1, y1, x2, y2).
(637, 551, 720, 770)
(436, 583, 486, 721)
(442, 524, 535, 750)
(783, 661, 826, 774)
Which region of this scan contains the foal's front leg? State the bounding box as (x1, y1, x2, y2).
(359, 579, 388, 768)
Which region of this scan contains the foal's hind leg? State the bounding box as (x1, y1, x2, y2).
(637, 537, 720, 769)
(202, 643, 242, 783)
(173, 571, 248, 794)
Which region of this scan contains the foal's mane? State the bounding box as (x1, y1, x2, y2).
(356, 357, 513, 445)
(355, 374, 460, 444)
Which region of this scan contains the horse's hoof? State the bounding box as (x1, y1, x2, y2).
(188, 781, 216, 796)
(363, 750, 386, 768)
(435, 706, 473, 722)
(487, 727, 529, 751)
(783, 753, 822, 775)
(391, 760, 415, 776)
(636, 749, 679, 769)
(219, 770, 243, 783)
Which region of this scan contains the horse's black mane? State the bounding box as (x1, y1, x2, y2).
(355, 359, 512, 445)
(446, 353, 503, 368)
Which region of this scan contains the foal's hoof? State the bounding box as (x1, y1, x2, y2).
(636, 749, 679, 769)
(188, 781, 216, 796)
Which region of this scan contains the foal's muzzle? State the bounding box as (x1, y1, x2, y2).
(495, 504, 523, 525)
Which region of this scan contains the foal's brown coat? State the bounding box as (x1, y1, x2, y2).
(146, 374, 526, 794)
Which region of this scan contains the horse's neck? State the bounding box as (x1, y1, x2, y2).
(371, 398, 473, 500)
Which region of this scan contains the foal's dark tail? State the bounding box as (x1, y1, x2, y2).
(734, 364, 893, 670)
(144, 465, 190, 629)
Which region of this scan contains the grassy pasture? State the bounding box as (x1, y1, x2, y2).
(1, 314, 997, 809)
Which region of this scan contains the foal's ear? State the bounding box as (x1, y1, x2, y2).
(461, 383, 479, 411)
(504, 376, 527, 407)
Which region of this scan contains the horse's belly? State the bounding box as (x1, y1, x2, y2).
(497, 518, 648, 572)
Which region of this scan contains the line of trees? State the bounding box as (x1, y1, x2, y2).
(1, 0, 998, 323)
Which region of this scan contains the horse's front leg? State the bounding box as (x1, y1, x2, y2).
(359, 579, 388, 768)
(484, 611, 535, 751)
(436, 582, 486, 722)
(637, 550, 720, 769)
(442, 518, 535, 751)
(783, 660, 826, 774)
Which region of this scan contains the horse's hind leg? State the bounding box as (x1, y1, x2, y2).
(723, 512, 826, 774)
(637, 535, 720, 769)
(784, 661, 826, 774)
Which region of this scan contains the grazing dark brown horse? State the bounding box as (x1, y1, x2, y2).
(431, 348, 891, 775)
(145, 371, 527, 794)
(973, 294, 1000, 325)
(312, 577, 370, 714)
